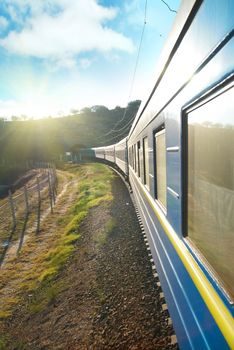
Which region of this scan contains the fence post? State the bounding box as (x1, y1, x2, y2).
(52, 170, 56, 204)
(47, 162, 49, 172)
(52, 164, 57, 196)
(24, 185, 29, 216)
(8, 189, 16, 229)
(48, 172, 53, 213)
(36, 177, 41, 234)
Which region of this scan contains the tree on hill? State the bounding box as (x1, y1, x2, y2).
(0, 100, 141, 162)
(91, 105, 109, 113)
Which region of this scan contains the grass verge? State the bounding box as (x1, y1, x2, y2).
(0, 163, 114, 323)
(95, 218, 116, 246)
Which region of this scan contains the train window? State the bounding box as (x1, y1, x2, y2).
(129, 147, 132, 167)
(137, 141, 141, 177)
(134, 144, 137, 171)
(143, 137, 149, 187)
(186, 85, 234, 300)
(155, 128, 167, 209)
(135, 144, 138, 173)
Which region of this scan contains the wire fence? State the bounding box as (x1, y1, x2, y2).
(0, 164, 58, 264)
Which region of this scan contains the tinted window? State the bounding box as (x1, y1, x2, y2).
(137, 141, 141, 177)
(134, 144, 137, 172)
(132, 145, 134, 169)
(143, 137, 149, 187)
(155, 128, 167, 209)
(187, 85, 234, 300)
(129, 147, 132, 167)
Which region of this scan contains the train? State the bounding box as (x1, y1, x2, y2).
(93, 0, 234, 349)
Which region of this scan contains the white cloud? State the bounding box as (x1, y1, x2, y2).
(48, 56, 77, 71)
(0, 0, 134, 68)
(0, 16, 8, 29)
(79, 58, 93, 69)
(124, 0, 143, 26)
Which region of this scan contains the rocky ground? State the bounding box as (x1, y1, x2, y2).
(1, 168, 178, 349)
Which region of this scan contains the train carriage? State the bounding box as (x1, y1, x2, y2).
(104, 145, 115, 163)
(94, 0, 234, 348)
(94, 144, 115, 162)
(115, 137, 128, 176)
(94, 147, 105, 160)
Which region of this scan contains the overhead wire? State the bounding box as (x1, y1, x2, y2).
(105, 110, 136, 134)
(100, 114, 136, 145)
(101, 120, 134, 145)
(159, 0, 177, 14)
(98, 0, 177, 145)
(98, 0, 148, 140)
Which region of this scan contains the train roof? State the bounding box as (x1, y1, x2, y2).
(129, 0, 198, 138)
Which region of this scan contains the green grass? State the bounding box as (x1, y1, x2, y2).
(95, 218, 116, 246)
(28, 280, 66, 315)
(96, 287, 107, 305)
(38, 163, 114, 284)
(27, 163, 114, 313)
(0, 163, 115, 320)
(0, 336, 6, 350)
(0, 335, 27, 350)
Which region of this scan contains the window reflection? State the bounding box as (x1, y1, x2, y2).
(137, 141, 141, 177)
(143, 137, 149, 187)
(187, 85, 234, 300)
(155, 129, 167, 209)
(134, 144, 136, 172)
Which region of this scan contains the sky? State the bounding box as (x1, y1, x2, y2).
(0, 0, 180, 119)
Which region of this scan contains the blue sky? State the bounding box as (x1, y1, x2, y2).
(0, 0, 180, 119)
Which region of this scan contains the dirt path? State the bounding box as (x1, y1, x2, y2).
(2, 169, 177, 349)
(0, 169, 39, 206)
(0, 170, 78, 319)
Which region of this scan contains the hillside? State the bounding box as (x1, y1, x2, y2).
(0, 101, 141, 162)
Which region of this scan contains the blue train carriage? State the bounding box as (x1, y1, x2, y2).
(127, 0, 234, 348)
(94, 146, 105, 160)
(114, 137, 128, 176)
(94, 144, 115, 162)
(104, 144, 115, 163)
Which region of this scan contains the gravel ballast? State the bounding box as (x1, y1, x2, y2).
(90, 171, 178, 349)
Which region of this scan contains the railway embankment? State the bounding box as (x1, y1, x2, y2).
(0, 163, 177, 349)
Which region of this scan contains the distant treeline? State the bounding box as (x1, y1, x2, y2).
(0, 100, 141, 162)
